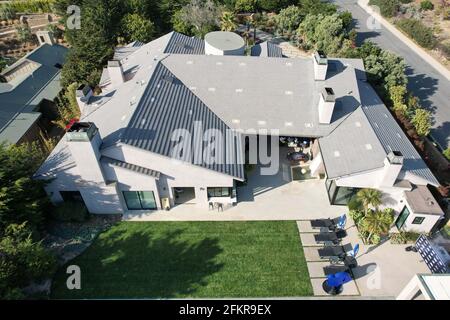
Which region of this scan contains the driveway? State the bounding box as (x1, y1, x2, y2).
(332, 0, 450, 149)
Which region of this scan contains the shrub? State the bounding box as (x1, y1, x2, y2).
(440, 42, 450, 59)
(348, 197, 363, 211)
(390, 231, 420, 244)
(411, 108, 432, 136)
(0, 4, 16, 20)
(234, 0, 257, 13)
(369, 0, 400, 17)
(396, 18, 437, 49)
(443, 148, 450, 161)
(349, 209, 365, 224)
(420, 0, 434, 10)
(51, 201, 88, 222)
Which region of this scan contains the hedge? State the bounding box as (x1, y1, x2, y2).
(396, 18, 437, 49)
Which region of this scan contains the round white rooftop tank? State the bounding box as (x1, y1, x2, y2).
(204, 31, 245, 56)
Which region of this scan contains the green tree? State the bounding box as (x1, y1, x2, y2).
(297, 13, 347, 55)
(274, 5, 303, 37)
(60, 0, 123, 87)
(177, 0, 221, 37)
(234, 0, 257, 12)
(360, 208, 394, 244)
(411, 108, 432, 136)
(363, 48, 407, 97)
(0, 143, 48, 235)
(121, 13, 155, 43)
(0, 223, 57, 299)
(356, 188, 382, 215)
(297, 0, 337, 16)
(16, 25, 33, 44)
(220, 11, 237, 31)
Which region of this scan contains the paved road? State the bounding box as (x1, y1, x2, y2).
(333, 0, 450, 149)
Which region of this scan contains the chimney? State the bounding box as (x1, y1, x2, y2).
(318, 87, 336, 124)
(313, 50, 328, 81)
(108, 60, 125, 87)
(66, 122, 105, 185)
(36, 30, 55, 46)
(75, 84, 93, 115)
(379, 151, 404, 187)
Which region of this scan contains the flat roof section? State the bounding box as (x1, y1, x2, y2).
(205, 31, 245, 51)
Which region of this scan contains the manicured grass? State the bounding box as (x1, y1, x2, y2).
(51, 221, 312, 298)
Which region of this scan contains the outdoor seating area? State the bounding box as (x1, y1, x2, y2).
(308, 214, 360, 295)
(297, 214, 362, 296)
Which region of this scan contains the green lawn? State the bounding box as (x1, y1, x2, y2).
(51, 221, 312, 298)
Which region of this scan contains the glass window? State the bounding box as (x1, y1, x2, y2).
(412, 217, 425, 225)
(207, 187, 231, 198)
(60, 191, 84, 203)
(123, 191, 157, 210)
(123, 191, 142, 210)
(138, 191, 157, 210)
(395, 206, 410, 230)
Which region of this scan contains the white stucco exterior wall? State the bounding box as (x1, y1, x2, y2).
(102, 144, 236, 209)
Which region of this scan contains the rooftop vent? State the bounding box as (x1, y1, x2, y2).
(314, 50, 328, 65)
(387, 151, 404, 165)
(162, 75, 175, 84)
(66, 122, 98, 142)
(318, 87, 336, 124)
(313, 50, 328, 81)
(108, 60, 124, 87)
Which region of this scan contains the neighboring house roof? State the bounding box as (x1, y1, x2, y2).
(251, 41, 283, 57)
(101, 156, 160, 179)
(0, 44, 68, 144)
(36, 32, 438, 187)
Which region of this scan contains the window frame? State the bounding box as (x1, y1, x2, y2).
(122, 191, 157, 210)
(412, 216, 425, 225)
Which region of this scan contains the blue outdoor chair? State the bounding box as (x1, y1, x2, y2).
(322, 271, 353, 295)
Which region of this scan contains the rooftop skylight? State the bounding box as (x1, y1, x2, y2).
(334, 151, 340, 157)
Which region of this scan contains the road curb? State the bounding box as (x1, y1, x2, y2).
(357, 0, 450, 81)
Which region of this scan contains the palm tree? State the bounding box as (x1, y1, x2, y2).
(361, 209, 394, 243)
(356, 188, 382, 215)
(220, 11, 237, 32)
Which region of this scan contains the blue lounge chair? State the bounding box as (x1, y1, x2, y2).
(310, 214, 347, 231)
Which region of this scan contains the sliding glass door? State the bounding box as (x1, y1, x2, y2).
(123, 191, 157, 210)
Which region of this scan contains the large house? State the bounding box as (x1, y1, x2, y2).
(35, 31, 444, 233)
(0, 31, 67, 145)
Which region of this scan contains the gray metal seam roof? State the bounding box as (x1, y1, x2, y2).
(357, 81, 439, 186)
(120, 61, 244, 180)
(163, 32, 205, 55)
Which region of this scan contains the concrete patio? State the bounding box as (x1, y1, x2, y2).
(297, 218, 430, 298)
(124, 148, 344, 221)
